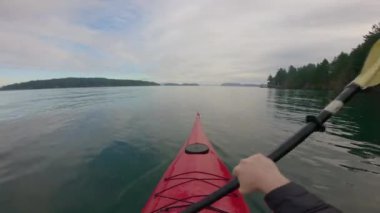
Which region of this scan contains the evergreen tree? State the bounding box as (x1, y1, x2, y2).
(286, 65, 298, 88)
(267, 75, 274, 86)
(267, 23, 380, 91)
(273, 68, 287, 87)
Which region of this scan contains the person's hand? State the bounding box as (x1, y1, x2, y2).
(233, 153, 290, 194)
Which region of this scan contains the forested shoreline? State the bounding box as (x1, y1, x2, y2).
(267, 23, 380, 91)
(0, 78, 159, 90)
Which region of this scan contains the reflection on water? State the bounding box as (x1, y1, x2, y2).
(0, 87, 379, 213)
(52, 141, 163, 213)
(268, 89, 380, 213)
(269, 89, 380, 159)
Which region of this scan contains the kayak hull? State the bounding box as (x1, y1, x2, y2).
(143, 113, 249, 212)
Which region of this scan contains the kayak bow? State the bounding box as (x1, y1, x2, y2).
(143, 113, 249, 212)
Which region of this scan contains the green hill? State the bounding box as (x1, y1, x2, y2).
(0, 78, 159, 90)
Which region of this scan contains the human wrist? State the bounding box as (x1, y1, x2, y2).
(260, 175, 290, 194)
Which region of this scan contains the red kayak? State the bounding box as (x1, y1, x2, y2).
(143, 113, 250, 212)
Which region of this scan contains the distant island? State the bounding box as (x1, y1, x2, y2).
(221, 83, 265, 87)
(181, 83, 199, 86)
(162, 83, 199, 86)
(0, 77, 160, 90)
(162, 83, 180, 86)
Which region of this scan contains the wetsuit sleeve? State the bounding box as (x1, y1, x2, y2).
(264, 182, 342, 213)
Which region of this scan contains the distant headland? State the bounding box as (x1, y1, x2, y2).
(162, 83, 199, 86)
(0, 78, 159, 91)
(221, 83, 266, 87)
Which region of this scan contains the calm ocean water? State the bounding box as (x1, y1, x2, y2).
(0, 87, 379, 212)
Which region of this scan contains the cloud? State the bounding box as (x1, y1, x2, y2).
(134, 0, 379, 83)
(0, 0, 140, 73)
(0, 0, 379, 85)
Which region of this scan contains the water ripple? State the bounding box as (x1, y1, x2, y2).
(0, 87, 379, 213)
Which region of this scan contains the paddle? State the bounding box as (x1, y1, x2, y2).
(182, 39, 380, 213)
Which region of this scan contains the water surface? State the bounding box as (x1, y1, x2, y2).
(0, 87, 379, 212)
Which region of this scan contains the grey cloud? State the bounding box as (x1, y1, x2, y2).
(0, 0, 378, 84)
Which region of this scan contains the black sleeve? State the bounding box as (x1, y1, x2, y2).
(264, 182, 342, 213)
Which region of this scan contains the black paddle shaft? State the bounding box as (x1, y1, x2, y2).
(182, 83, 361, 213)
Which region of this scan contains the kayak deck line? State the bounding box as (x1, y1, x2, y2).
(143, 113, 249, 212)
(152, 172, 236, 212)
(164, 171, 230, 182)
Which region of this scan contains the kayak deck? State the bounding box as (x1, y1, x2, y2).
(143, 113, 249, 212)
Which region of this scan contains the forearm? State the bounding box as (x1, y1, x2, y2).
(264, 182, 341, 213)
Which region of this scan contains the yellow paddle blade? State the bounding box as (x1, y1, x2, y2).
(353, 39, 380, 89)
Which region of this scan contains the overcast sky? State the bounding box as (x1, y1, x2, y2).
(0, 0, 379, 86)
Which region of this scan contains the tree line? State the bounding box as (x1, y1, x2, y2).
(267, 23, 380, 90)
(0, 78, 159, 90)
